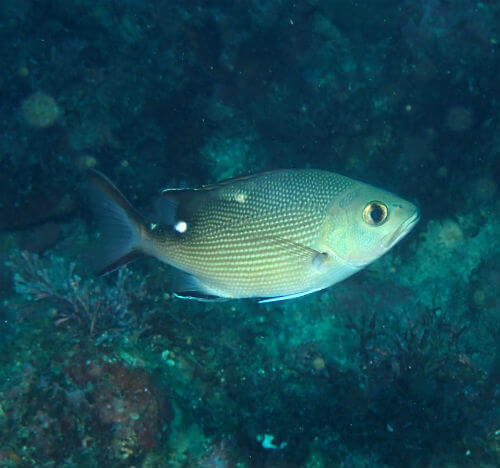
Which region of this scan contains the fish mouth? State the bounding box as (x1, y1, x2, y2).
(381, 209, 420, 251)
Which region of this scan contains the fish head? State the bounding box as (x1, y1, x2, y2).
(320, 182, 420, 268)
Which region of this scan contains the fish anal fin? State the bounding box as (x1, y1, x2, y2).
(172, 270, 226, 302)
(173, 291, 226, 302)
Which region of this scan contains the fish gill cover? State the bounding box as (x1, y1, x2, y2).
(0, 0, 499, 467)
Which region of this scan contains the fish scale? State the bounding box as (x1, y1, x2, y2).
(151, 171, 352, 296)
(88, 168, 419, 301)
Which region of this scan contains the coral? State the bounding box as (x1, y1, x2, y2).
(445, 106, 474, 132)
(67, 359, 172, 459)
(0, 360, 86, 463)
(198, 438, 235, 468)
(471, 177, 497, 204)
(6, 250, 148, 345)
(1, 0, 499, 466)
(21, 92, 61, 128)
(329, 292, 496, 466)
(0, 355, 171, 464)
(436, 218, 464, 249)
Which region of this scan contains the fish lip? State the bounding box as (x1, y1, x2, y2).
(382, 209, 420, 250)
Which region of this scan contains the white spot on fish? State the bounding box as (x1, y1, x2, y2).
(235, 192, 246, 203)
(174, 220, 188, 233)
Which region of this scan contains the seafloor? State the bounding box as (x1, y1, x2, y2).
(0, 1, 499, 467)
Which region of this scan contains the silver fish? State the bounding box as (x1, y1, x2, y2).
(88, 169, 419, 302)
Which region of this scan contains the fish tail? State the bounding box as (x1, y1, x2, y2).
(87, 169, 148, 275)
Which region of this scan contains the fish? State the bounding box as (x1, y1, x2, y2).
(88, 169, 419, 302)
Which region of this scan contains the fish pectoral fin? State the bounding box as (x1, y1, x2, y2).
(269, 236, 318, 258)
(172, 270, 227, 302)
(269, 236, 329, 271)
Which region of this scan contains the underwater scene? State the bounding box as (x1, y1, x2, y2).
(0, 0, 499, 467)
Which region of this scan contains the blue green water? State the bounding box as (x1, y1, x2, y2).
(0, 1, 498, 466)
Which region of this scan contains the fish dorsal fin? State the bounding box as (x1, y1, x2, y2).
(157, 188, 203, 226)
(198, 170, 280, 191)
(160, 170, 281, 201)
(157, 170, 282, 226)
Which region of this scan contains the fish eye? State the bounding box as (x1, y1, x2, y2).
(363, 201, 388, 226)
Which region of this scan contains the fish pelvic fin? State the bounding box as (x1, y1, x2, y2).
(87, 169, 147, 275)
